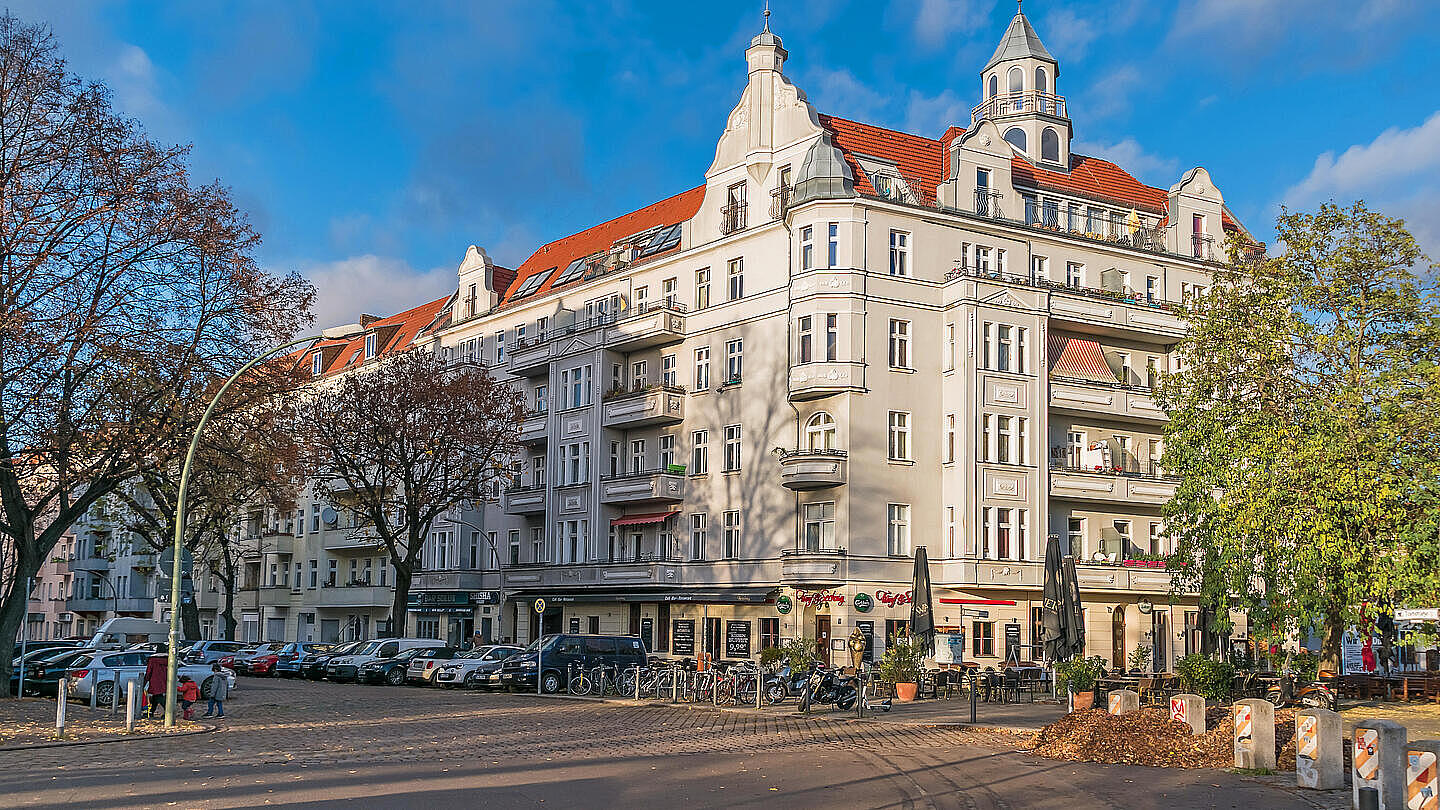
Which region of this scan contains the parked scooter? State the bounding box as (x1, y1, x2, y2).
(1264, 674, 1337, 711)
(797, 665, 858, 712)
(772, 661, 815, 701)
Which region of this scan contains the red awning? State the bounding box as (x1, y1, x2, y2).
(1048, 334, 1120, 384)
(610, 511, 680, 527)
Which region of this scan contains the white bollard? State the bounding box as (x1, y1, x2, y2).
(1295, 708, 1343, 790)
(126, 681, 137, 733)
(1232, 699, 1276, 771)
(1169, 693, 1205, 736)
(55, 678, 67, 739)
(1405, 739, 1440, 810)
(1108, 689, 1139, 715)
(1353, 719, 1407, 810)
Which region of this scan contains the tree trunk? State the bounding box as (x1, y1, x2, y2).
(219, 580, 238, 641)
(1320, 607, 1345, 675)
(181, 598, 203, 641)
(390, 563, 412, 638)
(0, 529, 39, 699)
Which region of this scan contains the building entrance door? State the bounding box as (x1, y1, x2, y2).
(816, 615, 831, 667)
(1112, 607, 1126, 669)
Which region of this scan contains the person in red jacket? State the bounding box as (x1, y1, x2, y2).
(177, 676, 200, 721)
(143, 653, 168, 719)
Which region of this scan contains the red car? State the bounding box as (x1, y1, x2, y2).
(248, 654, 280, 676)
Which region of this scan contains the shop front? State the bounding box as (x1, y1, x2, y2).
(504, 588, 777, 658)
(408, 590, 502, 647)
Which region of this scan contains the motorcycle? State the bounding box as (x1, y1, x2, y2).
(772, 661, 815, 701)
(797, 665, 858, 712)
(1264, 675, 1337, 711)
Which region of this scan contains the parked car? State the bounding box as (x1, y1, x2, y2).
(67, 650, 237, 705)
(404, 646, 462, 685)
(183, 641, 248, 665)
(275, 643, 332, 678)
(10, 646, 87, 696)
(434, 645, 524, 689)
(10, 640, 82, 668)
(233, 643, 287, 675)
(84, 617, 172, 650)
(18, 649, 97, 697)
(303, 640, 365, 680)
(326, 638, 444, 683)
(357, 646, 449, 685)
(498, 635, 648, 694)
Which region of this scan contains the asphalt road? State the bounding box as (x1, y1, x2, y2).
(5, 677, 1329, 809)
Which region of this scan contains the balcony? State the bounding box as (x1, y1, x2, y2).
(71, 556, 110, 572)
(602, 385, 686, 429)
(259, 586, 295, 608)
(1048, 378, 1168, 424)
(1191, 234, 1217, 261)
(974, 189, 1003, 219)
(506, 337, 555, 377)
(503, 485, 547, 515)
(1046, 285, 1187, 338)
(519, 409, 548, 445)
(1048, 466, 1179, 506)
(720, 200, 748, 235)
(599, 469, 686, 506)
(971, 90, 1067, 125)
(787, 361, 865, 401)
(603, 303, 685, 351)
(260, 530, 295, 555)
(321, 528, 388, 554)
(778, 449, 847, 490)
(780, 547, 848, 587)
(314, 584, 394, 609)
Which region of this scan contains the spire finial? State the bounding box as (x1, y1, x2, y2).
(763, 1, 771, 32)
(1017, 0, 1023, 13)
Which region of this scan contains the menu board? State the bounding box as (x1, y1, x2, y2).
(672, 619, 696, 656)
(725, 620, 751, 658)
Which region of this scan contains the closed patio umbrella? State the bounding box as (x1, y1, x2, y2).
(1041, 535, 1068, 662)
(910, 547, 935, 655)
(1061, 554, 1086, 659)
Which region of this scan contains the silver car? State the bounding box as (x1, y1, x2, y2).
(66, 650, 237, 706)
(433, 645, 523, 688)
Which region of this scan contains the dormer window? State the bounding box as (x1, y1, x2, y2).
(364, 332, 377, 359)
(312, 352, 324, 376)
(465, 283, 478, 317)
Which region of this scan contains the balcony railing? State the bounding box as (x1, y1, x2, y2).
(974, 189, 1003, 219)
(1049, 462, 1173, 481)
(971, 90, 1067, 124)
(945, 262, 1186, 314)
(1191, 234, 1216, 261)
(770, 184, 793, 219)
(509, 300, 688, 354)
(720, 201, 748, 235)
(602, 383, 687, 403)
(778, 448, 848, 491)
(872, 173, 941, 209)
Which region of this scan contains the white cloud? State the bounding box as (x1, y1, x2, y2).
(1073, 137, 1178, 184)
(806, 67, 889, 122)
(1169, 0, 1408, 50)
(1039, 8, 1098, 61)
(913, 0, 998, 50)
(109, 44, 169, 124)
(1082, 65, 1142, 120)
(1282, 110, 1440, 259)
(904, 89, 969, 137)
(301, 255, 456, 330)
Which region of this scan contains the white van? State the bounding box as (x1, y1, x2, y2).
(85, 618, 172, 650)
(324, 638, 440, 682)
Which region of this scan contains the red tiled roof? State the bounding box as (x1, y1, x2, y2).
(308, 294, 451, 378)
(1048, 334, 1118, 383)
(500, 186, 705, 306)
(820, 114, 946, 197)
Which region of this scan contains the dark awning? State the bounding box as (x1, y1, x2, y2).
(506, 587, 776, 605)
(610, 510, 680, 527)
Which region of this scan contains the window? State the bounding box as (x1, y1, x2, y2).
(1003, 127, 1026, 152)
(827, 223, 839, 267)
(981, 413, 1028, 464)
(727, 258, 744, 300)
(1067, 517, 1084, 557)
(975, 246, 991, 273)
(694, 268, 710, 309)
(530, 527, 543, 563)
(1065, 262, 1085, 288)
(662, 277, 678, 307)
(327, 559, 337, 586)
(805, 412, 836, 451)
(364, 332, 377, 359)
(887, 504, 911, 555)
(723, 425, 741, 472)
(800, 226, 814, 270)
(693, 347, 710, 391)
(536, 316, 548, 340)
(634, 285, 648, 311)
(311, 351, 324, 375)
(723, 511, 741, 559)
(725, 339, 743, 383)
(1145, 276, 1160, 303)
(661, 354, 677, 386)
(983, 323, 1027, 373)
(1115, 519, 1133, 557)
(972, 621, 995, 657)
(630, 439, 646, 473)
(561, 366, 592, 408)
(946, 506, 957, 557)
(981, 507, 1027, 560)
(825, 314, 838, 361)
(1067, 430, 1084, 468)
(534, 385, 548, 413)
(690, 430, 708, 475)
(1149, 522, 1165, 556)
(945, 323, 956, 371)
(760, 618, 780, 650)
(312, 508, 320, 533)
(494, 330, 505, 363)
(1007, 65, 1023, 93)
(944, 414, 956, 463)
(977, 167, 991, 188)
(798, 315, 813, 363)
(562, 442, 590, 484)
(1041, 127, 1060, 163)
(887, 411, 911, 461)
(1035, 66, 1048, 93)
(465, 283, 478, 317)
(631, 360, 648, 388)
(659, 434, 675, 467)
(988, 73, 998, 98)
(888, 319, 910, 369)
(608, 441, 621, 477)
(1032, 255, 1049, 282)
(690, 513, 707, 560)
(804, 502, 835, 551)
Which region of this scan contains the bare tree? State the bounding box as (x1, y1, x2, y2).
(294, 350, 522, 636)
(0, 15, 312, 689)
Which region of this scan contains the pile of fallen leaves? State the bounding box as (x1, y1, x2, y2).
(1029, 706, 1298, 770)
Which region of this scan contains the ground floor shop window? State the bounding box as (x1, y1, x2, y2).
(885, 619, 909, 649)
(972, 621, 995, 657)
(416, 618, 440, 639)
(759, 617, 779, 650)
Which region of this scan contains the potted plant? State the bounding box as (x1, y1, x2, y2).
(878, 635, 926, 702)
(1055, 655, 1106, 711)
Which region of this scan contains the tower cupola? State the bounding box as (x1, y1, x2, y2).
(974, 2, 1071, 168)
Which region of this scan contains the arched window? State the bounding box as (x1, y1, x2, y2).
(805, 412, 837, 451)
(1035, 66, 1048, 94)
(987, 74, 998, 99)
(1041, 127, 1060, 163)
(1003, 127, 1027, 152)
(1008, 66, 1023, 94)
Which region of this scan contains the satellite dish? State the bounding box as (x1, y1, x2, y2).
(321, 507, 338, 526)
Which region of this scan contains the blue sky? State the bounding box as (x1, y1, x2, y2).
(24, 0, 1440, 325)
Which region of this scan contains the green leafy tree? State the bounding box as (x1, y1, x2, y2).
(1157, 202, 1440, 673)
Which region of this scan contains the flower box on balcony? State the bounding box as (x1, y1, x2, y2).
(665, 463, 687, 475)
(1122, 559, 1166, 569)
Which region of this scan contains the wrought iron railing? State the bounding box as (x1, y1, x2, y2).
(720, 201, 748, 235)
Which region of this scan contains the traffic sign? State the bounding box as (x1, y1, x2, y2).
(533, 598, 546, 614)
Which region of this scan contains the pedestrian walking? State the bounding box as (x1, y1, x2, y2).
(143, 653, 167, 719)
(202, 663, 229, 719)
(177, 676, 200, 721)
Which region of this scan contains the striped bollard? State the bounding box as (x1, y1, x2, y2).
(1406, 740, 1440, 810)
(1354, 719, 1407, 810)
(1295, 708, 1342, 790)
(1232, 699, 1275, 770)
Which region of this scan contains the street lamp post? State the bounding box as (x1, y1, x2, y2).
(164, 324, 363, 728)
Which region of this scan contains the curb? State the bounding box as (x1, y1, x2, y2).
(0, 721, 216, 752)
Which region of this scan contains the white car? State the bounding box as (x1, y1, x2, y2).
(66, 650, 237, 706)
(434, 645, 524, 689)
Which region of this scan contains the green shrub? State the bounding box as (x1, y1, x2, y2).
(877, 635, 926, 684)
(770, 637, 817, 672)
(758, 646, 788, 669)
(1289, 651, 1319, 682)
(1055, 656, 1107, 693)
(1176, 654, 1236, 702)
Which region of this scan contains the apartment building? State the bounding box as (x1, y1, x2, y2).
(62, 496, 160, 637)
(417, 9, 1249, 669)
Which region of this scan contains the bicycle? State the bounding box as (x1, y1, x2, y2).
(566, 662, 591, 696)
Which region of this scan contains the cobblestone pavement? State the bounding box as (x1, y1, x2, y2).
(5, 678, 1333, 809)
